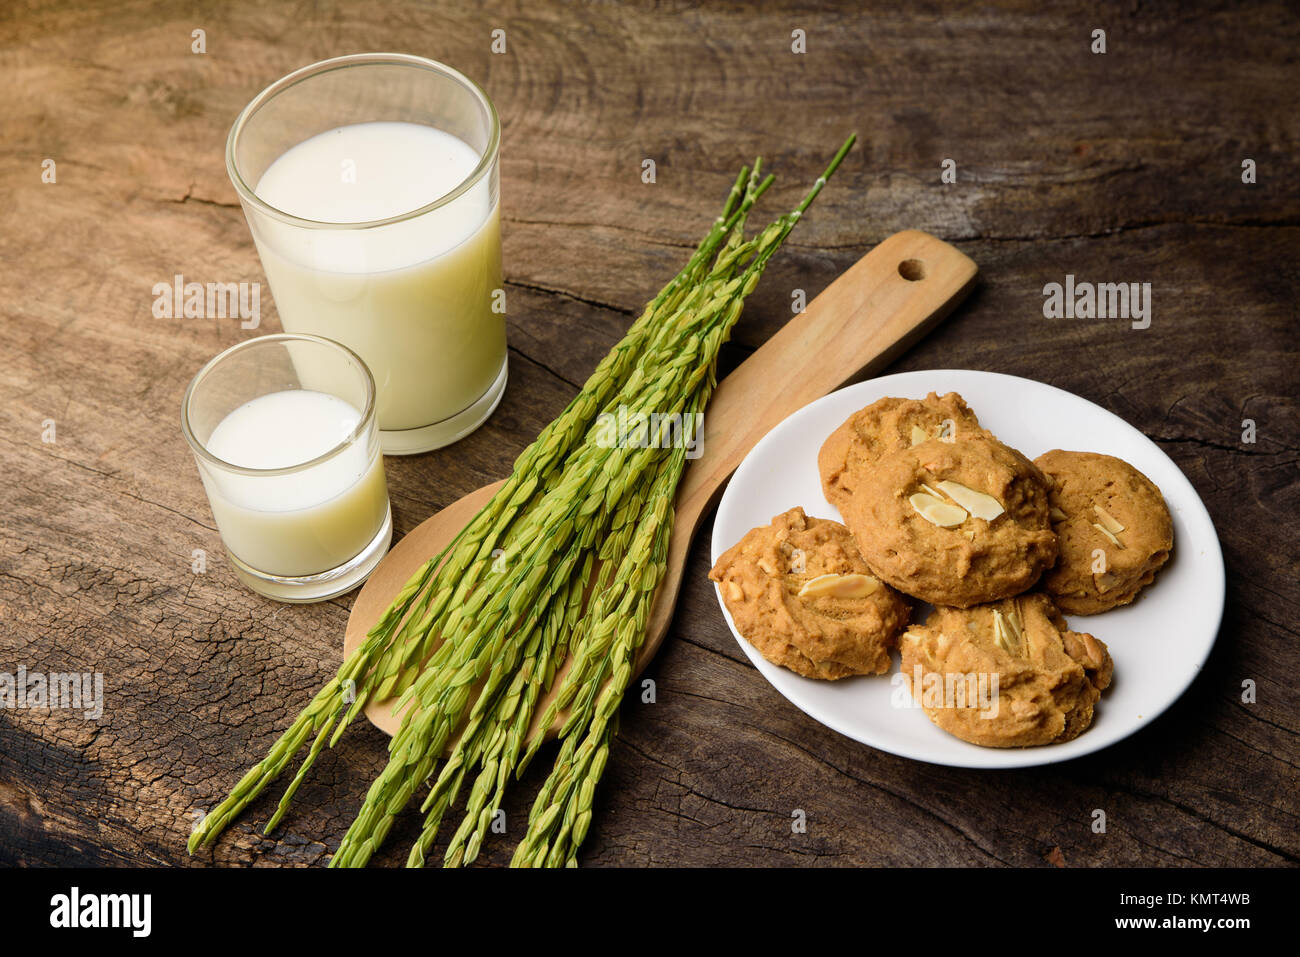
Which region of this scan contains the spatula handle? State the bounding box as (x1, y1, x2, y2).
(676, 230, 979, 516)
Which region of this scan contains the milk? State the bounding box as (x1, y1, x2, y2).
(202, 390, 389, 577)
(250, 122, 505, 439)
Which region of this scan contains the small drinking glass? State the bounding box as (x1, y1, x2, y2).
(181, 334, 392, 602)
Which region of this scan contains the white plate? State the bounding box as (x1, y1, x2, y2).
(710, 369, 1224, 769)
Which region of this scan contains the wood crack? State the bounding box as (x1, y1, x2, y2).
(1152, 434, 1298, 457)
(1121, 784, 1299, 863)
(507, 343, 582, 391)
(164, 184, 241, 210)
(502, 216, 698, 251)
(1210, 723, 1300, 774)
(504, 278, 635, 318)
(953, 218, 1300, 244)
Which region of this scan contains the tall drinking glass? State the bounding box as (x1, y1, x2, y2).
(227, 53, 506, 454)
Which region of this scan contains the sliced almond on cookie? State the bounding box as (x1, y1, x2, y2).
(992, 609, 1016, 653)
(993, 605, 1025, 655)
(936, 480, 1005, 521)
(1091, 523, 1124, 549)
(1092, 505, 1125, 534)
(797, 572, 881, 599)
(910, 425, 929, 446)
(909, 492, 968, 528)
(1049, 505, 1069, 522)
(1005, 603, 1024, 638)
(725, 580, 744, 602)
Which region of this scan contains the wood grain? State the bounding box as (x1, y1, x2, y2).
(0, 0, 1296, 868)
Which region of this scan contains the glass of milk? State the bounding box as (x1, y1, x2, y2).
(226, 54, 506, 454)
(182, 334, 393, 602)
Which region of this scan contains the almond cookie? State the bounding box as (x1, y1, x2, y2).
(841, 434, 1058, 607)
(899, 593, 1113, 748)
(818, 392, 985, 511)
(709, 507, 911, 679)
(1033, 450, 1173, 615)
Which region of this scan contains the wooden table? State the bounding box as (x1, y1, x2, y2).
(2, 0, 1295, 867)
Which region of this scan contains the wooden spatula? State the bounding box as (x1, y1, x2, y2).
(345, 229, 977, 737)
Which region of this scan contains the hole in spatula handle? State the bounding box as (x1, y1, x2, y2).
(898, 259, 926, 281)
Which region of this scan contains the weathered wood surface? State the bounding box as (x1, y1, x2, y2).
(1, 0, 1296, 867)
